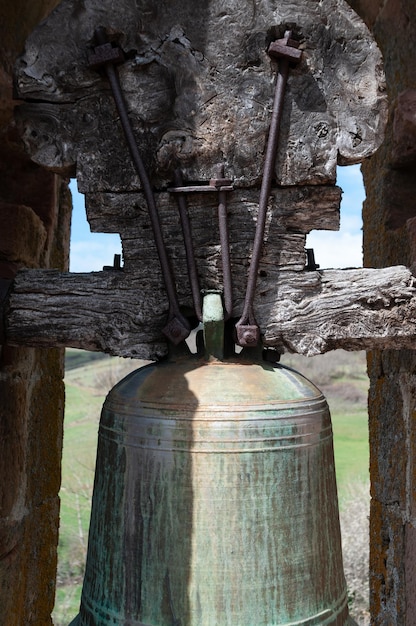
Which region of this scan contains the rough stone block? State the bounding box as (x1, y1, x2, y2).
(0, 373, 30, 518)
(381, 169, 416, 230)
(405, 522, 416, 623)
(391, 90, 416, 167)
(26, 349, 64, 505)
(0, 498, 60, 626)
(407, 215, 416, 263)
(370, 500, 405, 625)
(0, 202, 46, 267)
(0, 517, 25, 626)
(368, 375, 407, 507)
(21, 498, 60, 625)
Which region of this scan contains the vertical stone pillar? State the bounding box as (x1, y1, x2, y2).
(0, 2, 69, 624)
(348, 0, 416, 623)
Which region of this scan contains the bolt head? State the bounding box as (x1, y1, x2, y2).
(236, 324, 260, 347)
(162, 316, 190, 345)
(268, 40, 302, 63)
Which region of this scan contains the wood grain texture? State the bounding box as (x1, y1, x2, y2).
(85, 186, 341, 284)
(6, 0, 398, 359)
(6, 266, 416, 359)
(14, 0, 386, 189)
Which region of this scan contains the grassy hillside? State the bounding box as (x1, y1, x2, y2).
(281, 350, 369, 494)
(53, 348, 369, 625)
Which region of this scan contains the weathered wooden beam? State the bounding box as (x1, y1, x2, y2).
(260, 266, 416, 355)
(14, 0, 386, 189)
(85, 187, 341, 288)
(7, 0, 394, 363)
(5, 265, 416, 359)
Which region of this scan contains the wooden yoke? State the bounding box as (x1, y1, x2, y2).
(5, 0, 416, 360)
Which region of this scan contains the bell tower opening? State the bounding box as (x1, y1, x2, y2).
(69, 179, 122, 272)
(306, 165, 365, 270)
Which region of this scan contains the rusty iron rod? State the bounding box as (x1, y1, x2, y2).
(236, 31, 301, 347)
(173, 169, 203, 322)
(215, 167, 234, 320)
(171, 164, 234, 322)
(91, 27, 190, 344)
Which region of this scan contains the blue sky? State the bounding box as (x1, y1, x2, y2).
(306, 165, 365, 269)
(69, 164, 365, 272)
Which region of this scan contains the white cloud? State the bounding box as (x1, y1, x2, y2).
(306, 230, 363, 269)
(70, 237, 122, 272)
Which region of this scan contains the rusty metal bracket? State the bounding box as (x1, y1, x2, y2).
(88, 27, 300, 347)
(103, 253, 123, 271)
(236, 30, 302, 348)
(305, 248, 320, 271)
(213, 165, 234, 321)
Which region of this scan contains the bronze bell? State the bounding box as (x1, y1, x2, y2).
(69, 295, 357, 625)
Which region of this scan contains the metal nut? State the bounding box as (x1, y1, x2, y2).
(236, 324, 260, 347)
(162, 316, 190, 345)
(88, 42, 124, 69)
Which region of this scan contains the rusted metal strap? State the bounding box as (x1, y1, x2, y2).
(212, 165, 234, 321)
(169, 164, 234, 321)
(89, 27, 190, 345)
(236, 31, 302, 347)
(173, 169, 203, 322)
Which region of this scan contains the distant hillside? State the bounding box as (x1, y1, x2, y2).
(65, 348, 110, 371)
(65, 347, 368, 387)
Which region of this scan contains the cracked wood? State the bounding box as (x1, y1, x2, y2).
(6, 266, 416, 359)
(4, 0, 399, 358)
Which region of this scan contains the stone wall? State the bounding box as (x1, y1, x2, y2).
(0, 2, 70, 624)
(347, 0, 416, 624)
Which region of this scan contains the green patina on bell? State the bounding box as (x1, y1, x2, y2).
(70, 294, 356, 626)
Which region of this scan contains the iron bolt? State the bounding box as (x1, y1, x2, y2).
(209, 164, 232, 189)
(88, 42, 124, 69)
(209, 177, 232, 188)
(162, 316, 191, 345)
(268, 31, 302, 65)
(236, 324, 261, 347)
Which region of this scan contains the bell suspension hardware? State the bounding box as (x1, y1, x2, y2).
(169, 164, 234, 322)
(88, 27, 190, 345)
(212, 164, 234, 321)
(69, 291, 356, 626)
(89, 29, 236, 342)
(71, 23, 358, 626)
(236, 31, 302, 348)
(88, 27, 301, 349)
(172, 169, 203, 323)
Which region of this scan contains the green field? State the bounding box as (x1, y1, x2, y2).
(53, 349, 370, 625)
